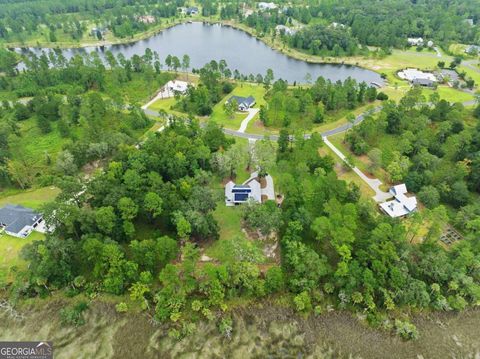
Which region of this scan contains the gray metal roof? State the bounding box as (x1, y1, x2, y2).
(0, 204, 42, 235)
(228, 95, 255, 107)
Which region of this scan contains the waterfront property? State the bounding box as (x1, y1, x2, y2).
(0, 204, 43, 238)
(275, 25, 296, 36)
(379, 184, 417, 218)
(227, 95, 256, 111)
(398, 68, 437, 86)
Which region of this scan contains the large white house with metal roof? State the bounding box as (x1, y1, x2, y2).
(379, 184, 417, 218)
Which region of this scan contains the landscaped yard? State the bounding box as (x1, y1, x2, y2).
(210, 83, 267, 129)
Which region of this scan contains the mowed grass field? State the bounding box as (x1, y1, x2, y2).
(210, 83, 267, 129)
(0, 187, 59, 284)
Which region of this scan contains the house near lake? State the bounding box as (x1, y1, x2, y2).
(0, 204, 44, 238)
(398, 68, 437, 87)
(186, 6, 199, 15)
(227, 95, 256, 111)
(379, 184, 417, 218)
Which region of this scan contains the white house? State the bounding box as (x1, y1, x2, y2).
(225, 171, 275, 206)
(407, 37, 424, 47)
(165, 80, 189, 95)
(258, 2, 277, 11)
(225, 180, 262, 206)
(0, 204, 43, 238)
(379, 184, 417, 218)
(275, 25, 296, 36)
(226, 95, 256, 111)
(398, 68, 437, 87)
(465, 45, 480, 55)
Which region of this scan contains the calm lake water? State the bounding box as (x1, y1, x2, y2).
(17, 22, 383, 84)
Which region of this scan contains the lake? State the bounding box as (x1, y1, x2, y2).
(16, 22, 383, 84)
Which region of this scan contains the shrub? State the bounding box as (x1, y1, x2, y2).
(394, 319, 419, 340)
(376, 92, 389, 101)
(60, 302, 89, 326)
(115, 302, 128, 313)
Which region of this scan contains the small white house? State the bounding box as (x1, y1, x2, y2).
(275, 25, 296, 36)
(258, 2, 277, 11)
(166, 80, 189, 95)
(407, 37, 424, 47)
(225, 180, 261, 206)
(465, 45, 480, 55)
(225, 171, 275, 206)
(379, 184, 417, 218)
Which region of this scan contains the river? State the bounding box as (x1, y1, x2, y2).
(16, 22, 383, 85)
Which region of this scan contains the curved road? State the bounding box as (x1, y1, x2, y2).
(144, 99, 477, 140)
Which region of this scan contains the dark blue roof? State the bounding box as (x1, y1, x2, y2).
(0, 204, 42, 234)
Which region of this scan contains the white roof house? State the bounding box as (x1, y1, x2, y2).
(258, 2, 277, 10)
(225, 180, 261, 206)
(379, 184, 417, 218)
(407, 37, 424, 46)
(398, 68, 437, 86)
(275, 25, 296, 36)
(166, 80, 189, 94)
(225, 171, 275, 206)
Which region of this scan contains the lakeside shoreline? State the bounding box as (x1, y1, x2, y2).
(2, 18, 384, 76)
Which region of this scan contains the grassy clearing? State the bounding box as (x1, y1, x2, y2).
(329, 132, 391, 185)
(0, 186, 60, 210)
(424, 86, 475, 104)
(319, 146, 375, 198)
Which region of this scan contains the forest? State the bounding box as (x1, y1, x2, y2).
(259, 77, 381, 129)
(1, 0, 479, 55)
(8, 116, 479, 340)
(0, 47, 173, 188)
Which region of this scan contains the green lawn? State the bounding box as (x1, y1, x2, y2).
(0, 187, 60, 210)
(0, 187, 59, 284)
(423, 86, 475, 104)
(0, 230, 45, 284)
(210, 83, 267, 129)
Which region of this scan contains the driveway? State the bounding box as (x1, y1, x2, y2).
(238, 108, 259, 133)
(323, 137, 392, 203)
